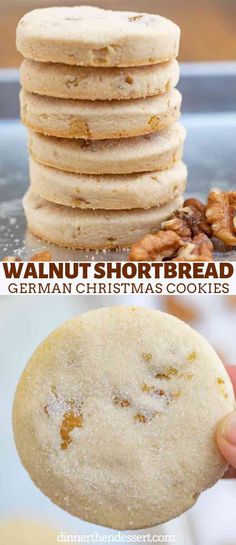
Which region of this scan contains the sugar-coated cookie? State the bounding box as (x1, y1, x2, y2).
(20, 59, 179, 101)
(29, 123, 185, 175)
(13, 307, 234, 530)
(16, 6, 180, 67)
(29, 157, 187, 210)
(0, 520, 57, 545)
(20, 89, 181, 140)
(23, 190, 183, 249)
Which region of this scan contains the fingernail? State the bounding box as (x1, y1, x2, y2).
(220, 413, 236, 444)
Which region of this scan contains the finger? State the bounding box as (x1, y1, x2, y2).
(226, 366, 236, 393)
(216, 412, 236, 469)
(223, 466, 236, 479)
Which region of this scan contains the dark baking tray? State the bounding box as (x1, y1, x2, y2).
(0, 62, 236, 260)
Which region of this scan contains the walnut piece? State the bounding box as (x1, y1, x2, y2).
(142, 385, 166, 397)
(155, 367, 178, 380)
(162, 198, 211, 240)
(128, 14, 144, 22)
(134, 413, 148, 423)
(2, 251, 51, 262)
(142, 352, 153, 363)
(60, 411, 83, 450)
(30, 251, 52, 261)
(129, 230, 183, 261)
(69, 118, 89, 138)
(174, 233, 214, 261)
(148, 115, 160, 131)
(161, 212, 192, 239)
(206, 189, 236, 246)
(187, 351, 197, 362)
(113, 394, 130, 408)
(184, 198, 212, 237)
(2, 256, 22, 262)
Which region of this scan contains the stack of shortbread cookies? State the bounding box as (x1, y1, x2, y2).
(17, 6, 187, 250)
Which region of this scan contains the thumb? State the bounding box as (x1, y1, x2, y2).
(217, 412, 236, 469)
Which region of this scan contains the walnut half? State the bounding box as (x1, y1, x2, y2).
(129, 230, 183, 261)
(206, 189, 236, 246)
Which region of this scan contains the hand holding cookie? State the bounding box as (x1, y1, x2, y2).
(218, 366, 236, 472)
(13, 306, 235, 530)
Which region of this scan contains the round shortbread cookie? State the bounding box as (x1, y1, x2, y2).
(29, 157, 187, 210)
(20, 89, 182, 140)
(13, 306, 234, 530)
(23, 191, 183, 249)
(29, 123, 186, 175)
(0, 520, 57, 545)
(20, 59, 179, 101)
(16, 6, 180, 67)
